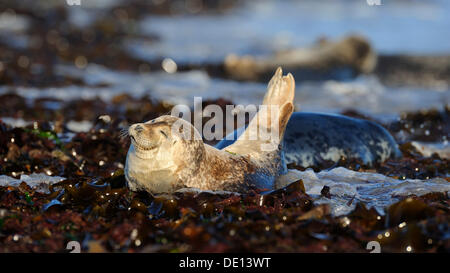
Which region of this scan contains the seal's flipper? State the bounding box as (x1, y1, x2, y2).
(227, 67, 296, 154)
(261, 67, 295, 140)
(262, 67, 295, 108)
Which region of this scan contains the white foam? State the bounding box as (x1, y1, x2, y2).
(285, 167, 450, 216)
(1, 117, 93, 134)
(1, 117, 32, 128)
(411, 141, 450, 159)
(2, 64, 448, 118)
(0, 173, 66, 193)
(0, 12, 31, 49)
(66, 120, 93, 132)
(0, 12, 29, 33)
(54, 64, 265, 106)
(295, 76, 450, 118)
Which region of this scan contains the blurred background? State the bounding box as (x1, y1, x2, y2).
(0, 0, 449, 133)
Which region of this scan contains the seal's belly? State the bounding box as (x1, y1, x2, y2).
(215, 112, 402, 168)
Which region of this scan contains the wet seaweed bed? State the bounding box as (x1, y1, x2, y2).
(0, 97, 449, 253)
(1, 175, 449, 253)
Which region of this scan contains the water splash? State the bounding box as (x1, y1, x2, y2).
(0, 173, 66, 193)
(287, 167, 450, 216)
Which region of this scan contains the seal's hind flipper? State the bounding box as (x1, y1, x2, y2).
(262, 67, 295, 107)
(227, 67, 296, 153)
(262, 67, 295, 139)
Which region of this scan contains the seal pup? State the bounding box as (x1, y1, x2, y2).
(216, 113, 402, 168)
(124, 67, 295, 193)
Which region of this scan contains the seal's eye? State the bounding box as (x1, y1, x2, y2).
(135, 125, 144, 133)
(160, 130, 168, 138)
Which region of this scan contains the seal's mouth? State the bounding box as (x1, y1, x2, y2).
(130, 136, 157, 151)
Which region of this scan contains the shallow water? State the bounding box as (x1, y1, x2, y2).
(128, 0, 450, 64)
(8, 0, 450, 60)
(1, 64, 448, 120)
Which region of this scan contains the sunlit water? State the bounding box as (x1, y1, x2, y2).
(1, 64, 448, 119)
(127, 0, 450, 63)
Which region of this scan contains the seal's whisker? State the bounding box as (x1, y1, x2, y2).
(163, 109, 172, 117)
(119, 127, 129, 139)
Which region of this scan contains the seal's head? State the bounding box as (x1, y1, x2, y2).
(129, 115, 204, 157)
(125, 115, 206, 193)
(128, 118, 172, 155)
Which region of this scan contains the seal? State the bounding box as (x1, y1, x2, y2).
(124, 67, 295, 193)
(216, 113, 402, 168)
(225, 35, 377, 81)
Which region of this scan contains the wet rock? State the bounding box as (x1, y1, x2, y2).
(387, 197, 435, 227)
(320, 186, 331, 199)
